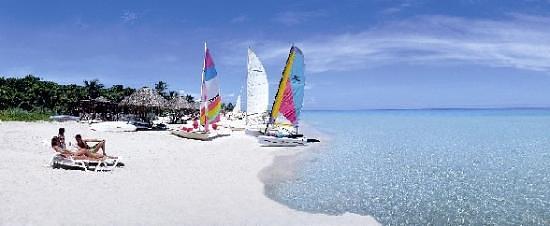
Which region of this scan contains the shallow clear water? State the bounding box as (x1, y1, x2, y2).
(266, 110, 550, 225)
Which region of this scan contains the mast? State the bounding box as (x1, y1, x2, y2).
(202, 42, 209, 132)
(246, 47, 252, 126)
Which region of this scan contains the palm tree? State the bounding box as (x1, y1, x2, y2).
(154, 81, 168, 98)
(184, 94, 195, 103)
(83, 79, 104, 99)
(225, 102, 234, 112)
(168, 91, 178, 99)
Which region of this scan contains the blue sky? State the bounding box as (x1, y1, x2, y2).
(2, 0, 550, 109)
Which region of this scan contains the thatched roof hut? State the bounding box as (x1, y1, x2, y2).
(79, 96, 119, 121)
(167, 96, 190, 110)
(119, 87, 167, 108)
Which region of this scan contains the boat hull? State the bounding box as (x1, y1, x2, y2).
(245, 128, 265, 136)
(258, 135, 307, 147)
(231, 127, 246, 131)
(171, 130, 218, 141)
(90, 121, 137, 132)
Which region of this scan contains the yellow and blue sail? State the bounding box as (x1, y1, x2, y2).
(200, 45, 222, 126)
(270, 46, 305, 126)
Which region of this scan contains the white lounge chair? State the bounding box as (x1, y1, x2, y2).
(50, 154, 121, 172)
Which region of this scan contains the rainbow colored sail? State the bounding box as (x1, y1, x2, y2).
(270, 46, 305, 127)
(200, 43, 222, 129)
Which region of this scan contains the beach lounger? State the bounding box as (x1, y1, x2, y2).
(50, 154, 122, 172)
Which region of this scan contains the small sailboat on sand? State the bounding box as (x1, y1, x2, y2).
(172, 43, 223, 141)
(228, 94, 246, 131)
(233, 95, 242, 115)
(258, 46, 310, 146)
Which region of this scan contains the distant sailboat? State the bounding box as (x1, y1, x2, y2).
(245, 48, 270, 135)
(229, 94, 246, 131)
(172, 42, 223, 140)
(258, 46, 308, 146)
(233, 95, 242, 114)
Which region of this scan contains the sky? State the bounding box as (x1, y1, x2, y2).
(1, 0, 550, 109)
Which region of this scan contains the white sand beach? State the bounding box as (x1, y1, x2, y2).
(0, 121, 378, 225)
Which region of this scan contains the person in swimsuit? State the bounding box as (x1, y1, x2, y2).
(51, 136, 73, 157)
(58, 128, 66, 149)
(52, 136, 104, 159)
(75, 134, 114, 158)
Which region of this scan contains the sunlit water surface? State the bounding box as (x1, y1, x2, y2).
(266, 110, 550, 225)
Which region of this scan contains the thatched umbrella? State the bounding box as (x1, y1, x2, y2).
(167, 96, 192, 110)
(119, 87, 167, 108)
(79, 96, 118, 121)
(166, 96, 200, 123)
(118, 87, 168, 123)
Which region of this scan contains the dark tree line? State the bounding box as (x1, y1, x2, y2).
(0, 75, 233, 115)
(0, 75, 135, 114)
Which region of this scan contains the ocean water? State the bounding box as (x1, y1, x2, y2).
(266, 109, 550, 225)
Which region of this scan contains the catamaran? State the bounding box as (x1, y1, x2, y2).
(172, 43, 223, 140)
(258, 46, 308, 146)
(244, 48, 270, 136)
(228, 94, 246, 131)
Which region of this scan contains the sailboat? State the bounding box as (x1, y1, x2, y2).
(171, 43, 223, 140)
(228, 94, 246, 131)
(233, 95, 242, 115)
(258, 46, 308, 146)
(245, 48, 270, 136)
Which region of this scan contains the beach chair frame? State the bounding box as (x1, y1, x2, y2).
(50, 154, 118, 172)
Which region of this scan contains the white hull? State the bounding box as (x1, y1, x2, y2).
(90, 121, 137, 132)
(171, 130, 219, 141)
(245, 128, 263, 136)
(245, 122, 267, 136)
(229, 119, 246, 131)
(258, 135, 307, 147)
(231, 127, 246, 131)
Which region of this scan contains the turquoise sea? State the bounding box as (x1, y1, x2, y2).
(266, 109, 550, 225)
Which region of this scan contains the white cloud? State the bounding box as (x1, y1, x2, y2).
(381, 0, 415, 15)
(237, 14, 550, 73)
(121, 10, 138, 23)
(231, 15, 247, 23)
(273, 10, 326, 26)
(178, 90, 199, 98)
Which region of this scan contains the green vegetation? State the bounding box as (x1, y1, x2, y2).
(0, 108, 52, 121)
(0, 75, 234, 121)
(0, 75, 135, 115)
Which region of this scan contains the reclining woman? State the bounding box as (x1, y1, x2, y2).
(75, 134, 116, 159)
(51, 136, 103, 160)
(51, 136, 73, 157)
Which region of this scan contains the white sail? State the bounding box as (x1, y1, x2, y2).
(246, 48, 269, 118)
(233, 95, 242, 113)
